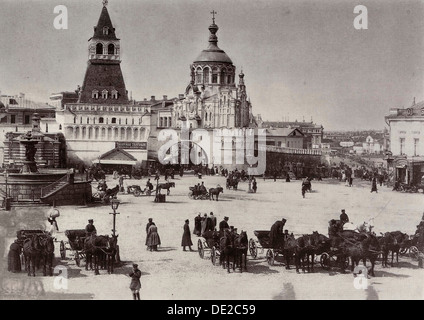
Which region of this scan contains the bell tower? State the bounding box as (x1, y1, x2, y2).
(78, 0, 129, 104)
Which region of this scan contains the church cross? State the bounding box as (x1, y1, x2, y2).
(210, 10, 217, 24)
(103, 0, 108, 7)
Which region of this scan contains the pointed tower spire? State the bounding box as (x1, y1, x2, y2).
(79, 2, 128, 104)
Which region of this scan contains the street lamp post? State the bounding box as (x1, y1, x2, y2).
(110, 198, 120, 236)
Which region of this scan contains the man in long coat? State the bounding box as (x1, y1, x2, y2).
(181, 219, 194, 251)
(270, 218, 287, 249)
(219, 216, 230, 232)
(129, 263, 141, 300)
(193, 213, 202, 236)
(209, 212, 217, 230)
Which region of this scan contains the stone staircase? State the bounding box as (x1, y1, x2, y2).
(40, 175, 69, 199)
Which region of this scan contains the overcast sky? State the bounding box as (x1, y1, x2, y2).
(0, 0, 423, 131)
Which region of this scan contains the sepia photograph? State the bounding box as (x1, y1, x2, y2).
(0, 0, 423, 306)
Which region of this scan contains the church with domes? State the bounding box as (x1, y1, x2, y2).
(173, 14, 255, 130)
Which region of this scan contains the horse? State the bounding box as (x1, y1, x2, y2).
(234, 231, 248, 272)
(157, 182, 176, 195)
(219, 230, 236, 273)
(23, 234, 43, 277)
(104, 235, 119, 274)
(84, 234, 111, 275)
(342, 233, 381, 277)
(379, 231, 409, 267)
(294, 234, 316, 273)
(39, 235, 55, 276)
(209, 186, 224, 201)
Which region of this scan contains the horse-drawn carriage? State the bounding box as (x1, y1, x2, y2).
(188, 186, 209, 200)
(226, 177, 239, 190)
(249, 229, 351, 273)
(197, 230, 221, 265)
(248, 230, 288, 266)
(92, 184, 120, 204)
(198, 229, 248, 272)
(60, 229, 120, 274)
(127, 184, 154, 196)
(16, 230, 55, 276)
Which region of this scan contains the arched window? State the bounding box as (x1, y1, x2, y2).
(96, 43, 103, 55)
(196, 68, 202, 84)
(108, 43, 115, 55)
(212, 68, 218, 84)
(103, 26, 109, 35)
(203, 68, 210, 84)
(111, 90, 118, 99)
(227, 75, 232, 84)
(205, 112, 208, 121)
(92, 90, 99, 99)
(102, 90, 108, 99)
(59, 124, 62, 130)
(99, 117, 104, 124)
(221, 70, 226, 84)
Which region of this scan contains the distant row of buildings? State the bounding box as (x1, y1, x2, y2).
(0, 3, 324, 174)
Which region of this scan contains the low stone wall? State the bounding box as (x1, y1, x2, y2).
(41, 181, 92, 206)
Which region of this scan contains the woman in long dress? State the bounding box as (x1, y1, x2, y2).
(8, 240, 22, 273)
(146, 224, 161, 251)
(371, 176, 378, 193)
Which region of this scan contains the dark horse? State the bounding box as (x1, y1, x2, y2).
(379, 231, 409, 267)
(23, 234, 43, 277)
(234, 231, 249, 272)
(209, 186, 224, 201)
(84, 235, 112, 275)
(294, 234, 316, 273)
(342, 233, 381, 277)
(40, 235, 55, 276)
(157, 182, 176, 195)
(220, 230, 236, 273)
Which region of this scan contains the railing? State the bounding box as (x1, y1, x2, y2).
(40, 174, 69, 198)
(259, 145, 322, 156)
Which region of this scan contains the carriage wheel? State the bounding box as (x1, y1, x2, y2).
(320, 253, 330, 270)
(399, 247, 408, 255)
(75, 251, 81, 267)
(60, 241, 66, 259)
(211, 247, 217, 265)
(410, 246, 420, 260)
(249, 239, 257, 259)
(266, 249, 275, 266)
(198, 239, 204, 259)
(134, 190, 141, 197)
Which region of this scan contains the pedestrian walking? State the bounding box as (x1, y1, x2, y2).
(129, 263, 141, 300)
(146, 222, 161, 251)
(252, 178, 257, 193)
(119, 175, 124, 192)
(181, 219, 194, 251)
(371, 176, 378, 193)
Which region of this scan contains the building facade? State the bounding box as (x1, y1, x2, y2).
(385, 98, 424, 185)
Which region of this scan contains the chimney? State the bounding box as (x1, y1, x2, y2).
(151, 96, 155, 101)
(144, 98, 147, 101)
(163, 95, 168, 101)
(179, 94, 184, 99)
